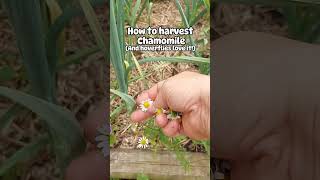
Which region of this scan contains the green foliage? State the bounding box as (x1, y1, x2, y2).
(0, 86, 86, 172)
(174, 0, 210, 74)
(137, 173, 150, 180)
(110, 134, 117, 147)
(281, 5, 320, 43)
(3, 0, 54, 101)
(110, 0, 211, 173)
(110, 0, 128, 93)
(143, 119, 192, 171)
(110, 89, 136, 113)
(0, 0, 106, 177)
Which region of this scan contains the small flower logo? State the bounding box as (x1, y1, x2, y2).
(137, 136, 149, 149)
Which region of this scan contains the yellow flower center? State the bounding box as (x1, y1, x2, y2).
(140, 139, 147, 145)
(143, 101, 150, 108)
(156, 108, 162, 115)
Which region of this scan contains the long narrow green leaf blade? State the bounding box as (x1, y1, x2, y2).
(174, 0, 199, 56)
(131, 0, 141, 26)
(138, 56, 210, 65)
(79, 0, 108, 60)
(110, 89, 135, 113)
(57, 46, 100, 70)
(0, 86, 86, 172)
(110, 0, 128, 93)
(3, 0, 54, 101)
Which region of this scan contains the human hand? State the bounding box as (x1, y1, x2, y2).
(65, 100, 108, 180)
(131, 71, 210, 140)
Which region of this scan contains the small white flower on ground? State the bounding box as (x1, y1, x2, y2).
(137, 136, 149, 149)
(139, 99, 153, 112)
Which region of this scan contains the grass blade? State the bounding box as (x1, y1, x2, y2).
(110, 0, 128, 93)
(3, 0, 54, 101)
(127, 56, 210, 73)
(0, 86, 86, 172)
(138, 56, 209, 65)
(110, 89, 136, 113)
(202, 0, 210, 10)
(57, 46, 100, 70)
(116, 0, 125, 58)
(79, 0, 108, 60)
(131, 0, 142, 26)
(189, 8, 208, 26)
(174, 0, 199, 56)
(135, 0, 150, 26)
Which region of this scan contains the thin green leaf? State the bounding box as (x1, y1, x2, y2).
(116, 0, 125, 58)
(127, 56, 209, 75)
(0, 86, 86, 172)
(46, 0, 66, 64)
(110, 89, 135, 113)
(0, 135, 49, 176)
(79, 0, 108, 60)
(136, 56, 209, 66)
(57, 46, 100, 70)
(189, 8, 207, 26)
(174, 0, 199, 56)
(202, 0, 210, 10)
(175, 0, 191, 28)
(3, 0, 54, 101)
(134, 0, 150, 26)
(131, 0, 141, 26)
(147, 1, 153, 26)
(110, 104, 124, 120)
(137, 173, 150, 180)
(110, 0, 128, 93)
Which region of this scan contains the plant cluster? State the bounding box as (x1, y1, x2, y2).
(110, 0, 211, 175)
(0, 0, 107, 178)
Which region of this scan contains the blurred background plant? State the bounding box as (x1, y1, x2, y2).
(110, 0, 210, 174)
(0, 0, 107, 179)
(215, 0, 320, 43)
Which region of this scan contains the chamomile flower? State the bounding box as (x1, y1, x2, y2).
(139, 99, 153, 112)
(137, 136, 149, 149)
(155, 108, 166, 115)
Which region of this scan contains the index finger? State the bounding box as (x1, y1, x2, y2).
(130, 81, 165, 122)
